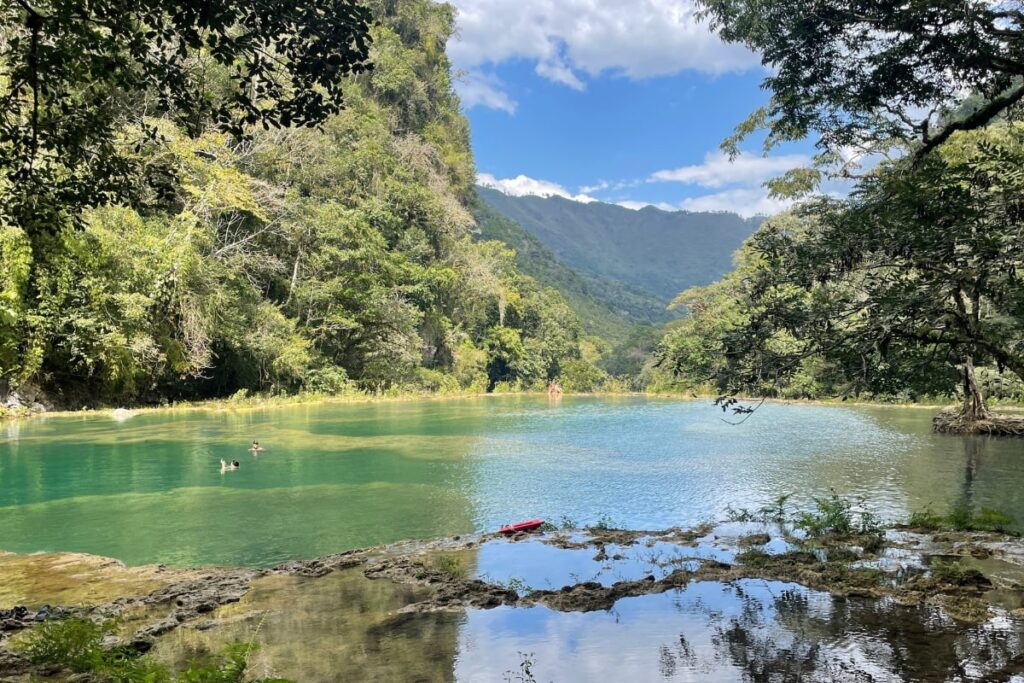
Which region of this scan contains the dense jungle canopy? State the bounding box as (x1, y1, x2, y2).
(0, 0, 604, 408)
(656, 0, 1024, 429)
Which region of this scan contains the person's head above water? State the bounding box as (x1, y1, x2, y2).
(232, 460, 240, 467)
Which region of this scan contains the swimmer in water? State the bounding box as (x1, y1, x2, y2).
(220, 459, 239, 472)
(249, 440, 263, 453)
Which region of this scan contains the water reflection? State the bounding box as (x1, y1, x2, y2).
(154, 570, 460, 682)
(455, 581, 1024, 682)
(158, 562, 1024, 682)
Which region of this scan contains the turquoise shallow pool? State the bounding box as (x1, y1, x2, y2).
(0, 396, 1021, 566)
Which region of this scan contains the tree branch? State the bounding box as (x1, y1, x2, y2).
(917, 83, 1024, 161)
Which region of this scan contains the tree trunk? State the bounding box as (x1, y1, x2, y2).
(935, 357, 1024, 436)
(959, 356, 989, 422)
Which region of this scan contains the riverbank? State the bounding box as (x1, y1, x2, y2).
(0, 388, 493, 422)
(7, 384, 1024, 425)
(2, 518, 1024, 681)
(0, 388, 710, 424)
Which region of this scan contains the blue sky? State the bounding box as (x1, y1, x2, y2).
(445, 0, 818, 217)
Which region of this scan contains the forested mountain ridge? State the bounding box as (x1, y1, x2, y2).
(477, 186, 763, 301)
(472, 199, 674, 347)
(0, 0, 605, 411)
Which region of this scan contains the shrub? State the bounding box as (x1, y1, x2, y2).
(929, 559, 990, 587)
(907, 508, 945, 531)
(972, 508, 1015, 533)
(18, 617, 291, 682)
(948, 503, 974, 531)
(430, 554, 467, 580)
(908, 504, 1018, 535)
(303, 366, 353, 395)
(20, 618, 107, 673)
(794, 491, 881, 539)
(412, 367, 460, 394)
(558, 359, 607, 393)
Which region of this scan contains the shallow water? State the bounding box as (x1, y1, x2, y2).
(1, 397, 1023, 566)
(151, 536, 1024, 682)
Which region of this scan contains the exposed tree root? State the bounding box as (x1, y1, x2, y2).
(933, 408, 1024, 436)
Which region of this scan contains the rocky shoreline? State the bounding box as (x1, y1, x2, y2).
(2, 522, 1024, 679)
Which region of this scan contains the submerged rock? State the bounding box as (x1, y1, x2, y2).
(2, 521, 1024, 680)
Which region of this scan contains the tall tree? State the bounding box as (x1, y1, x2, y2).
(698, 0, 1024, 179)
(0, 0, 373, 237)
(666, 124, 1024, 428)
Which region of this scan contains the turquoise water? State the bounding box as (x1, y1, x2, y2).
(1, 396, 1022, 567)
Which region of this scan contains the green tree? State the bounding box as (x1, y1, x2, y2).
(750, 124, 1024, 418)
(662, 124, 1024, 423)
(1, 0, 372, 239)
(0, 0, 594, 407)
(698, 0, 1024, 183)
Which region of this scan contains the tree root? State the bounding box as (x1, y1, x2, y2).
(933, 408, 1024, 436)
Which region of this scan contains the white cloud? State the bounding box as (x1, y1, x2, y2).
(535, 59, 586, 90)
(455, 71, 518, 114)
(477, 173, 598, 203)
(449, 0, 760, 110)
(680, 188, 794, 218)
(650, 151, 811, 188)
(580, 181, 611, 194)
(617, 200, 677, 211)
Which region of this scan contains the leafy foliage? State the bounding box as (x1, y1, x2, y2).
(20, 617, 286, 682)
(910, 504, 1018, 535)
(793, 491, 881, 539)
(698, 0, 1024, 172)
(0, 0, 601, 405)
(656, 124, 1024, 408)
(1, 0, 372, 240)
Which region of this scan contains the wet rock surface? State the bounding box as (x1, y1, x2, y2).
(3, 523, 1024, 679)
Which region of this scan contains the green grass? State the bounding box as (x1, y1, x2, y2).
(735, 549, 772, 568)
(906, 504, 1018, 535)
(18, 617, 291, 682)
(929, 559, 989, 586)
(430, 554, 467, 580)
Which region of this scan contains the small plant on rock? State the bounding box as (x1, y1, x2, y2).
(589, 514, 615, 531)
(431, 554, 467, 580)
(907, 507, 945, 531)
(502, 651, 540, 683)
(928, 559, 990, 587)
(794, 490, 881, 539)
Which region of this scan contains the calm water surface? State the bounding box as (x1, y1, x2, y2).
(0, 396, 1022, 567)
(152, 538, 1024, 682)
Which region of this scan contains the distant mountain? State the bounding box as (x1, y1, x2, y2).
(472, 199, 673, 346)
(476, 186, 763, 301)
